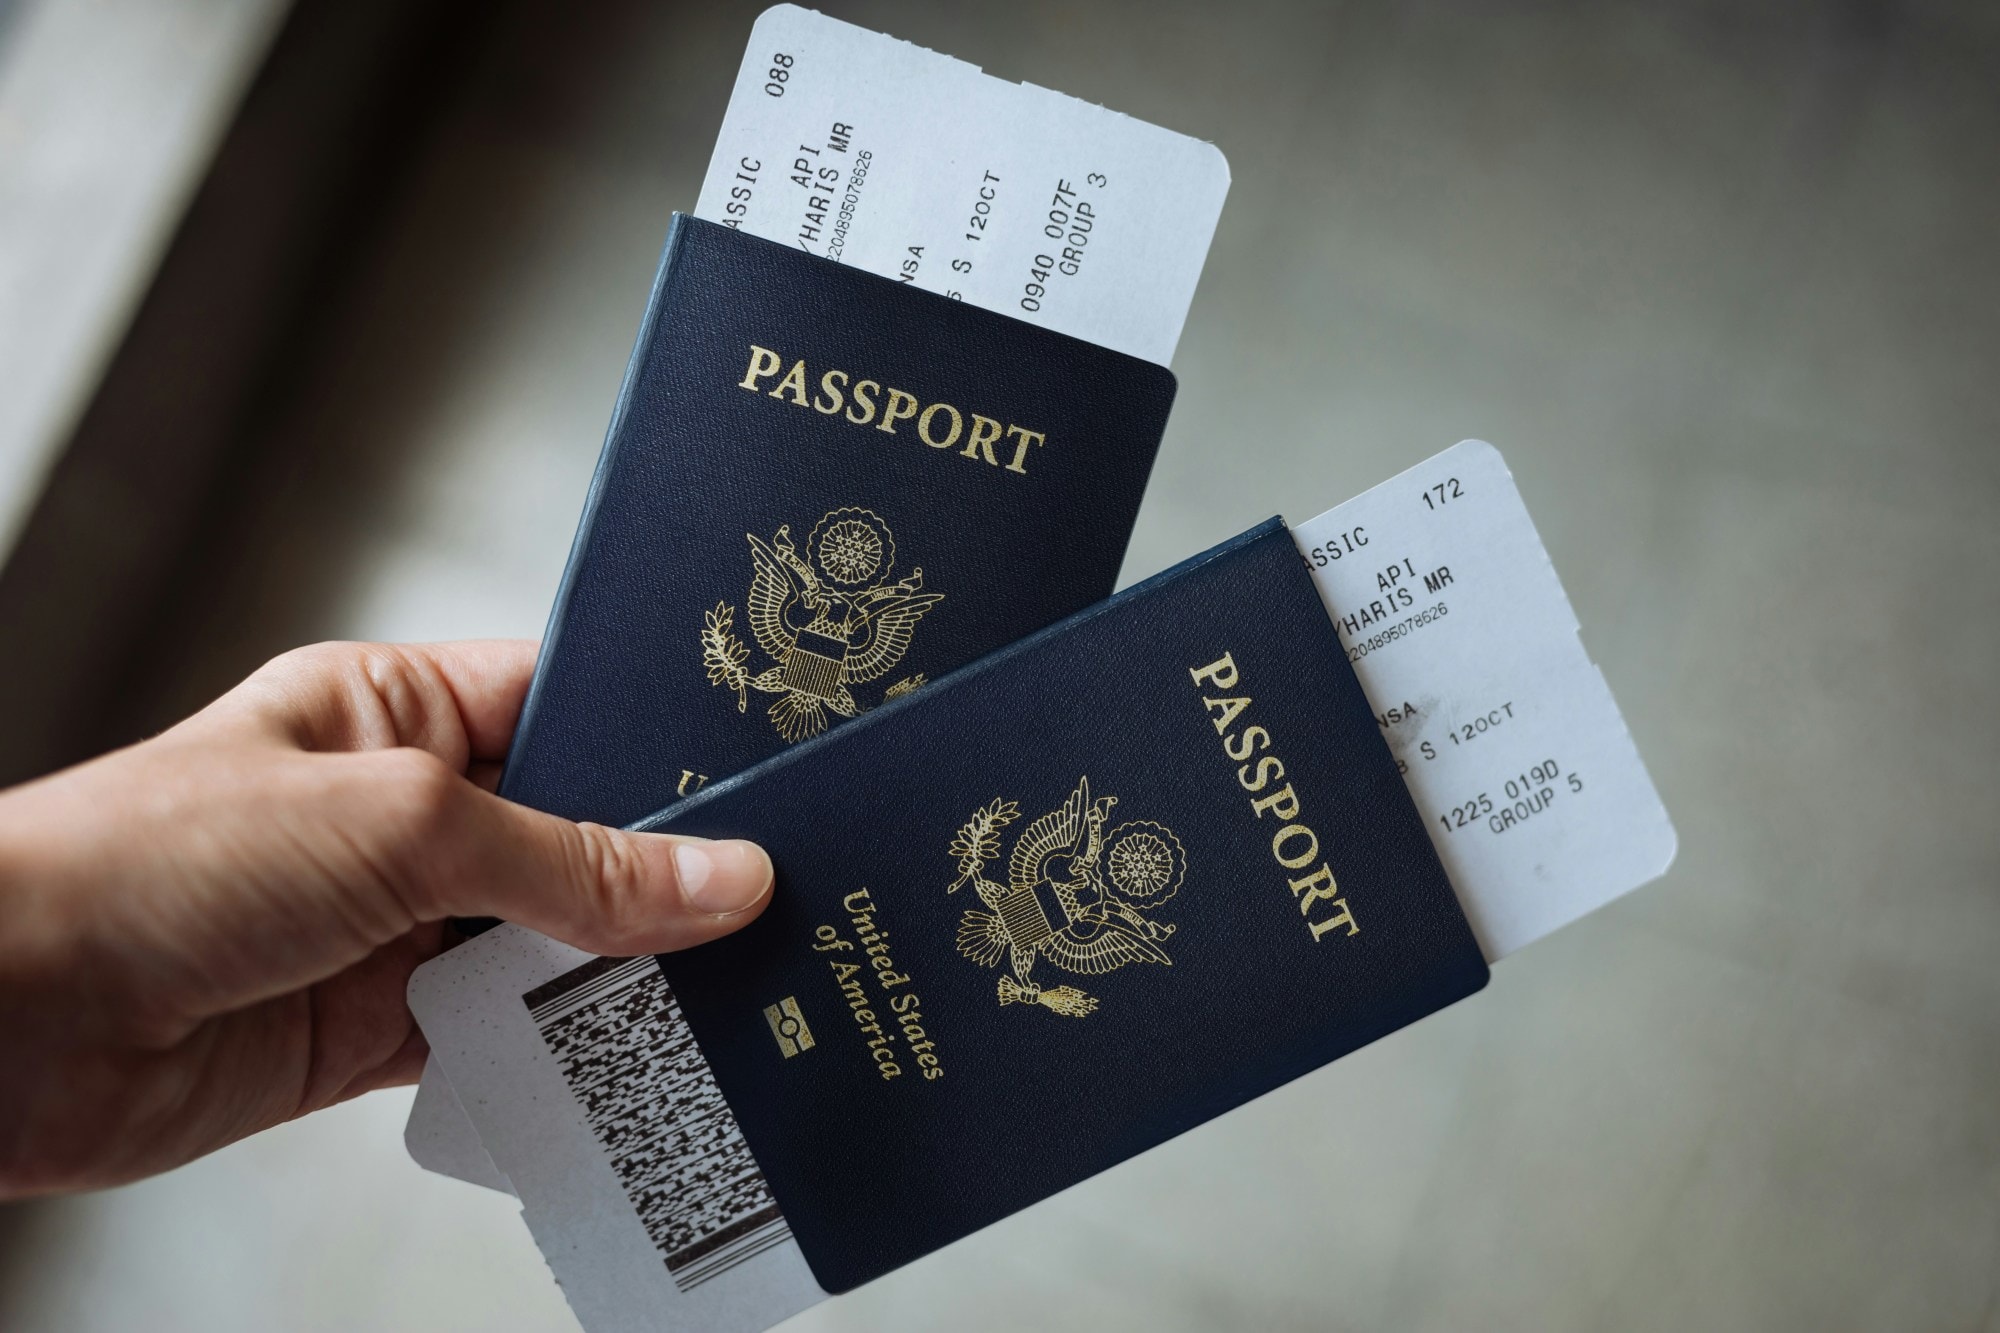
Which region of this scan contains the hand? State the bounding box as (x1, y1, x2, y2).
(0, 640, 772, 1198)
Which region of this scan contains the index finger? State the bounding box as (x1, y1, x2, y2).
(407, 640, 543, 763)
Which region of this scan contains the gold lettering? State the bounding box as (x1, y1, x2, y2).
(1308, 899, 1360, 940)
(769, 358, 810, 406)
(846, 379, 880, 425)
(1003, 425, 1046, 474)
(1290, 863, 1339, 910)
(1249, 782, 1300, 822)
(739, 344, 783, 390)
(1272, 823, 1319, 869)
(917, 402, 963, 449)
(1196, 648, 1356, 945)
(1224, 725, 1270, 761)
(816, 886, 946, 1082)
(961, 413, 1004, 465)
(1237, 755, 1285, 792)
(1204, 695, 1252, 734)
(736, 347, 1040, 480)
(877, 388, 920, 434)
(813, 369, 848, 415)
(1293, 864, 1358, 939)
(1190, 653, 1239, 689)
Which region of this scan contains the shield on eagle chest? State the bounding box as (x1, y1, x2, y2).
(780, 627, 849, 704)
(991, 880, 1067, 949)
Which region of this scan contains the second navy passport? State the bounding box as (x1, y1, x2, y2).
(639, 520, 1491, 1293)
(502, 215, 1175, 825)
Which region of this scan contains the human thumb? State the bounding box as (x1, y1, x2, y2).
(407, 770, 773, 956)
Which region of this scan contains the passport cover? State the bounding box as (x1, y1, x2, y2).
(502, 214, 1176, 826)
(637, 519, 1491, 1292)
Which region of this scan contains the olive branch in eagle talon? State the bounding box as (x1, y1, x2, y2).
(947, 798, 1020, 895)
(701, 603, 752, 710)
(701, 509, 942, 743)
(947, 778, 1186, 1019)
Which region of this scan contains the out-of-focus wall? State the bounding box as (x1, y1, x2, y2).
(0, 0, 493, 788)
(2, 2, 1997, 1330)
(0, 0, 288, 558)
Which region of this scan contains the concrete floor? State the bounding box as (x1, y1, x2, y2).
(4, 1, 1998, 1329)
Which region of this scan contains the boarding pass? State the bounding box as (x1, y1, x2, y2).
(694, 4, 1229, 365)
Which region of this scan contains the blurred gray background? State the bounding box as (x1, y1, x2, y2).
(2, 0, 1997, 1329)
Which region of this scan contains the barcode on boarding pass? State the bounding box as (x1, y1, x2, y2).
(525, 956, 788, 1289)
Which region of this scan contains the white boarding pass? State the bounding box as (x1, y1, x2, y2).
(694, 4, 1230, 366)
(1293, 439, 1676, 959)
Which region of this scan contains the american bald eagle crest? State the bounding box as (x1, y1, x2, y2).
(948, 777, 1185, 1017)
(701, 508, 941, 742)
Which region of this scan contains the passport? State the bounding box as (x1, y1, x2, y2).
(500, 213, 1177, 828)
(634, 518, 1491, 1293)
(411, 205, 1185, 1191)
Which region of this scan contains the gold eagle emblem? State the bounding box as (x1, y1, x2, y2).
(701, 508, 942, 742)
(947, 777, 1185, 1017)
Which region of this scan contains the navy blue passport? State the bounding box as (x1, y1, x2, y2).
(637, 519, 1490, 1293)
(500, 214, 1175, 827)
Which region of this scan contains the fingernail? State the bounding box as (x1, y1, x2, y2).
(675, 839, 772, 915)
